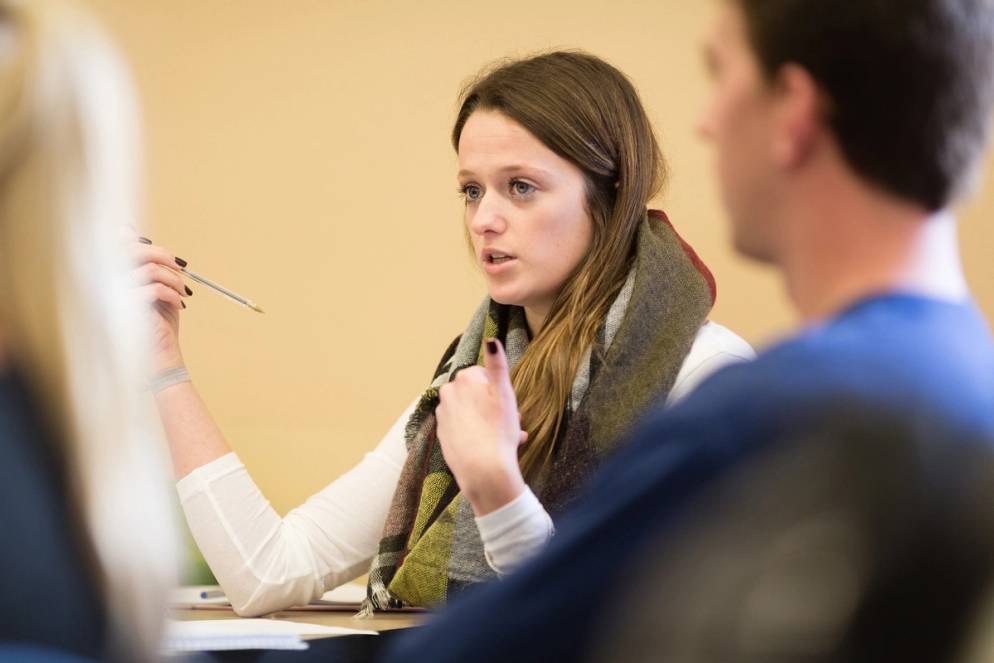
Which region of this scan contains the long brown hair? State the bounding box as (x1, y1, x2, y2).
(452, 51, 666, 478)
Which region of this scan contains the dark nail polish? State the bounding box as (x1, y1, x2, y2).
(175, 257, 188, 268)
(185, 286, 193, 296)
(181, 301, 186, 309)
(486, 340, 497, 355)
(138, 236, 152, 245)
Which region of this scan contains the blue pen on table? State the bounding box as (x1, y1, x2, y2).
(199, 590, 225, 600)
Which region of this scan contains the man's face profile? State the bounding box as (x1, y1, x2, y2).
(698, 4, 784, 264)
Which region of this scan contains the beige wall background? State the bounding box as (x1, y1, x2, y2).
(83, 0, 994, 514)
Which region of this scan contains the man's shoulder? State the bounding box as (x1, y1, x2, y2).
(673, 330, 881, 412)
(638, 296, 994, 445)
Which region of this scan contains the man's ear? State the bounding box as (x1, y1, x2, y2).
(771, 63, 823, 169)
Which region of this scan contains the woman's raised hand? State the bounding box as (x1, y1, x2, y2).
(436, 339, 529, 516)
(132, 235, 192, 374)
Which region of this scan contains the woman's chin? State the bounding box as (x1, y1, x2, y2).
(488, 290, 524, 307)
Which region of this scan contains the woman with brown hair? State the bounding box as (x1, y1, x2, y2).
(138, 50, 752, 615)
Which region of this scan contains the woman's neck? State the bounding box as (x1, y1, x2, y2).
(523, 305, 549, 337)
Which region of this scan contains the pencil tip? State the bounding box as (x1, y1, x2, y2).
(251, 304, 265, 314)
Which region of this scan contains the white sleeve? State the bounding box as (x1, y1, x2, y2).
(175, 398, 416, 617)
(475, 486, 555, 575)
(667, 320, 755, 405)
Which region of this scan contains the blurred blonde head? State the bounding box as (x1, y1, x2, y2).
(0, 0, 177, 659)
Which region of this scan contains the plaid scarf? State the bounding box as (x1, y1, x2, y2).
(361, 210, 716, 613)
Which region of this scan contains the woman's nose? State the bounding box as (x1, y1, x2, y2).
(468, 193, 507, 235)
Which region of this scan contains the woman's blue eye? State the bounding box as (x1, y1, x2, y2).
(511, 180, 535, 196)
(462, 184, 482, 201)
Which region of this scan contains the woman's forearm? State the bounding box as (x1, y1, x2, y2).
(154, 380, 232, 479)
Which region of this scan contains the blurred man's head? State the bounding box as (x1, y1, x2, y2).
(698, 0, 994, 263)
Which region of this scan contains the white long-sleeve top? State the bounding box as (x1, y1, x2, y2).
(177, 321, 754, 616)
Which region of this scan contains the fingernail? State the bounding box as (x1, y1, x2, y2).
(138, 236, 152, 245)
(175, 257, 188, 268)
(486, 340, 497, 355)
(185, 286, 193, 296)
(181, 301, 187, 309)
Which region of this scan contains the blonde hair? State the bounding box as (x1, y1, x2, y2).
(0, 1, 178, 659)
(453, 52, 665, 478)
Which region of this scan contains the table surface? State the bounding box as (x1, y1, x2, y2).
(171, 606, 423, 633)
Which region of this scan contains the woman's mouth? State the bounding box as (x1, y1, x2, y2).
(483, 251, 517, 274)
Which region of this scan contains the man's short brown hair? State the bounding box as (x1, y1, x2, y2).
(736, 0, 994, 210)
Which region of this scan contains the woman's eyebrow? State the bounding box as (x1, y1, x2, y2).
(457, 165, 554, 179)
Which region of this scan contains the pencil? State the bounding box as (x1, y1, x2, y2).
(137, 236, 264, 313)
(181, 267, 265, 314)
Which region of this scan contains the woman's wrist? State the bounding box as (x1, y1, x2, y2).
(149, 365, 192, 393)
(153, 349, 185, 377)
(461, 457, 526, 517)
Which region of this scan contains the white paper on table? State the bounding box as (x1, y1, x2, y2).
(170, 582, 368, 608)
(163, 618, 378, 653)
(315, 583, 368, 605)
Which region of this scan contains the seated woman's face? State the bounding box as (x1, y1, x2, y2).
(457, 110, 593, 322)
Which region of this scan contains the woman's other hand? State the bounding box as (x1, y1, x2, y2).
(436, 339, 528, 516)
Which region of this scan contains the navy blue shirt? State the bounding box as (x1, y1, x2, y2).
(0, 371, 106, 658)
(382, 294, 994, 662)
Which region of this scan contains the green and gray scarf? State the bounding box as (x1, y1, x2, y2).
(361, 210, 716, 613)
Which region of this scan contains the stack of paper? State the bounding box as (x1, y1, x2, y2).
(162, 618, 377, 653)
(310, 583, 368, 606)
